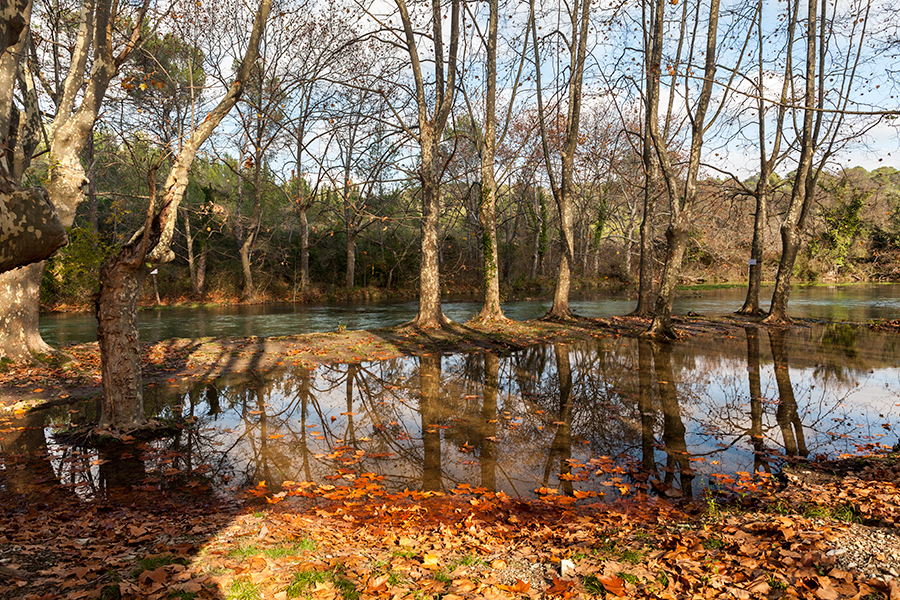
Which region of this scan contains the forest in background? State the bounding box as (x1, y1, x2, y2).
(7, 0, 894, 314)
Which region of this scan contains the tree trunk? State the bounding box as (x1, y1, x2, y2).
(196, 242, 206, 296)
(299, 204, 310, 291)
(737, 186, 768, 315)
(414, 125, 448, 328)
(632, 156, 657, 316)
(0, 188, 67, 273)
(767, 222, 802, 322)
(239, 233, 255, 300)
(183, 207, 199, 295)
(547, 196, 574, 319)
(645, 222, 688, 338)
(764, 0, 817, 325)
(96, 257, 150, 430)
(475, 180, 504, 321)
(0, 261, 53, 362)
(472, 0, 504, 323)
(345, 230, 356, 288)
(93, 0, 273, 430)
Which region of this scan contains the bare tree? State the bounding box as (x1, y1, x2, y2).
(531, 0, 592, 319)
(0, 0, 149, 362)
(95, 0, 273, 430)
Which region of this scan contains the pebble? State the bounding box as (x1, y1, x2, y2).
(827, 524, 900, 583)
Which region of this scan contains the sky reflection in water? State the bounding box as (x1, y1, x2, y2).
(15, 324, 898, 502)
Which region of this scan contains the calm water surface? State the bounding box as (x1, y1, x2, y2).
(4, 323, 898, 501)
(38, 284, 900, 346)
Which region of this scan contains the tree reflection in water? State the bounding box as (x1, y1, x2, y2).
(652, 342, 694, 498)
(769, 329, 809, 458)
(6, 325, 899, 501)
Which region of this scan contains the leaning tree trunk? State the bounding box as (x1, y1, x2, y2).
(94, 0, 273, 430)
(239, 233, 255, 300)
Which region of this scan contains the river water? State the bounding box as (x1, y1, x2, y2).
(39, 283, 900, 346)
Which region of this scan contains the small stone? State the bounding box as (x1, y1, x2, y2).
(560, 559, 575, 577)
(826, 548, 847, 557)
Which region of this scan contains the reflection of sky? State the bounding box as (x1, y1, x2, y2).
(20, 325, 899, 500)
(39, 284, 900, 346)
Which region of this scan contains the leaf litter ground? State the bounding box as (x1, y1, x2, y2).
(2, 316, 900, 599)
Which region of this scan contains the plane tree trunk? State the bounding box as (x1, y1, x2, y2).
(95, 0, 273, 430)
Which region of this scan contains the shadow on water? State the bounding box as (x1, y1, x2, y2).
(2, 323, 899, 596)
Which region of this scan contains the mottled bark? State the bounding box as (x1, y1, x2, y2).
(96, 255, 150, 430)
(0, 0, 149, 362)
(415, 124, 449, 327)
(0, 261, 52, 361)
(395, 0, 459, 328)
(0, 189, 67, 272)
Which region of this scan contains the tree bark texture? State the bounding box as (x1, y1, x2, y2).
(0, 261, 52, 361)
(415, 125, 447, 327)
(96, 257, 150, 429)
(0, 188, 67, 273)
(395, 0, 459, 328)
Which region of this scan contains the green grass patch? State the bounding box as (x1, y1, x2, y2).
(286, 569, 329, 598)
(703, 536, 725, 550)
(617, 572, 639, 585)
(132, 554, 188, 576)
(227, 580, 263, 600)
(620, 548, 644, 565)
(582, 574, 605, 595)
